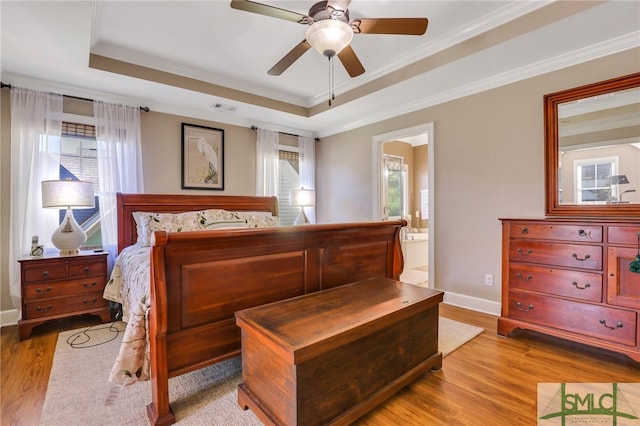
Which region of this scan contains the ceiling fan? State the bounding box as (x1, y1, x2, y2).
(230, 0, 429, 78)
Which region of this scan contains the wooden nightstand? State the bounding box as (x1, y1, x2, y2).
(18, 251, 111, 340)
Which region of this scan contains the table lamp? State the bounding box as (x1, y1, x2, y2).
(290, 188, 315, 225)
(41, 179, 95, 255)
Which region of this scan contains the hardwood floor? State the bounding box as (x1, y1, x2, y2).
(2, 304, 638, 425)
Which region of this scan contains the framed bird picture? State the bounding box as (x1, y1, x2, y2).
(181, 123, 225, 190)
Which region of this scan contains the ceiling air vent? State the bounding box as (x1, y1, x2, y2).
(212, 103, 237, 115)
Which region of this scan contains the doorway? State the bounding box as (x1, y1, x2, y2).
(372, 123, 434, 288)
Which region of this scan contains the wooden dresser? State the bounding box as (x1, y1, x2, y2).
(498, 218, 640, 362)
(18, 251, 111, 339)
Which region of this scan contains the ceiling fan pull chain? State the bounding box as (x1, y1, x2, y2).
(328, 55, 335, 106)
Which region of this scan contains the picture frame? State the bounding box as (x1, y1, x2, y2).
(181, 123, 224, 190)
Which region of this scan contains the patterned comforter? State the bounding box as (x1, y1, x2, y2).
(103, 245, 152, 386)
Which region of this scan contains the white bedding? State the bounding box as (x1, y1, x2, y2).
(103, 244, 152, 385)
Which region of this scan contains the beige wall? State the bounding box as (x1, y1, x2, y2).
(2, 48, 638, 314)
(316, 48, 640, 306)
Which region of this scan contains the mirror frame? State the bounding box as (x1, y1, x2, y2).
(545, 72, 640, 218)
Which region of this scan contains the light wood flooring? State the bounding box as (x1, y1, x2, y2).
(2, 304, 638, 425)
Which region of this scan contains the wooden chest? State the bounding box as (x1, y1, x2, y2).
(235, 277, 443, 426)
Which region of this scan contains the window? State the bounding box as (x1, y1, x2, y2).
(59, 122, 101, 247)
(384, 154, 408, 220)
(574, 157, 617, 204)
(278, 148, 300, 225)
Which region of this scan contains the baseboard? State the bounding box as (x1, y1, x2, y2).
(0, 309, 19, 327)
(443, 291, 501, 317)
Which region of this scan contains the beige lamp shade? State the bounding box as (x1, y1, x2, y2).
(41, 180, 95, 255)
(290, 188, 316, 207)
(42, 180, 95, 208)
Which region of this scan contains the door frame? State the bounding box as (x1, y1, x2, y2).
(372, 122, 435, 287)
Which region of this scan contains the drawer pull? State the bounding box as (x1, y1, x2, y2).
(571, 281, 591, 290)
(517, 248, 532, 256)
(599, 319, 623, 330)
(520, 227, 528, 234)
(82, 281, 97, 288)
(577, 229, 591, 238)
(42, 271, 49, 278)
(83, 298, 98, 305)
(83, 266, 90, 273)
(36, 305, 53, 312)
(571, 253, 591, 262)
(516, 273, 532, 281)
(516, 302, 534, 312)
(35, 287, 52, 294)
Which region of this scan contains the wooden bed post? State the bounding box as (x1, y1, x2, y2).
(146, 231, 175, 426)
(391, 219, 407, 279)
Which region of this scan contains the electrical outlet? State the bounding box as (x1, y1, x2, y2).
(484, 273, 494, 286)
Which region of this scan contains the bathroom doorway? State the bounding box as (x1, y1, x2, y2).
(372, 122, 434, 287)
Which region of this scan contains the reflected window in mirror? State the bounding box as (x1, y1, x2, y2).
(545, 73, 640, 218)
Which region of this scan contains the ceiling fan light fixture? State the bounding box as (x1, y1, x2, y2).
(305, 19, 353, 58)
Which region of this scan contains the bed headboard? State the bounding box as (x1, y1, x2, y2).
(116, 193, 279, 253)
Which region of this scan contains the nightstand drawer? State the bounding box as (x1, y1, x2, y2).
(24, 277, 106, 301)
(509, 222, 602, 243)
(68, 261, 105, 278)
(508, 290, 636, 346)
(23, 265, 67, 283)
(24, 292, 108, 319)
(509, 241, 602, 270)
(509, 264, 602, 302)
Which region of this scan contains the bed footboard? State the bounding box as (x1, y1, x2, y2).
(146, 221, 406, 425)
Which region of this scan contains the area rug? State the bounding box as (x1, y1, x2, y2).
(40, 318, 483, 425)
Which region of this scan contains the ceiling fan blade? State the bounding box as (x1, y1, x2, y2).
(230, 0, 309, 24)
(268, 40, 312, 76)
(351, 18, 428, 35)
(337, 45, 365, 78)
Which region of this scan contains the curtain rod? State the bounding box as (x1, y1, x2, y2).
(251, 125, 319, 142)
(0, 82, 150, 112)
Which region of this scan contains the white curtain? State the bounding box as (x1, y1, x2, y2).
(255, 129, 279, 196)
(9, 87, 63, 310)
(299, 136, 316, 224)
(94, 101, 144, 270)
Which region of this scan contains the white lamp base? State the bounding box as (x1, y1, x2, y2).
(51, 208, 87, 255)
(293, 207, 310, 226)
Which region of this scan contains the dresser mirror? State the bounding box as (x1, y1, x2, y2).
(545, 72, 640, 217)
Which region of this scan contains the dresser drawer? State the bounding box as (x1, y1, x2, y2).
(509, 223, 603, 243)
(507, 290, 636, 346)
(509, 265, 602, 302)
(24, 292, 108, 319)
(509, 241, 602, 270)
(23, 265, 67, 283)
(24, 277, 106, 301)
(68, 260, 105, 278)
(608, 226, 640, 246)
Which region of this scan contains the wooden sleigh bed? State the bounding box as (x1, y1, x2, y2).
(113, 193, 406, 425)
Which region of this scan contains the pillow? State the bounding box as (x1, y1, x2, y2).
(231, 211, 280, 228)
(132, 208, 278, 246)
(133, 210, 202, 246)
